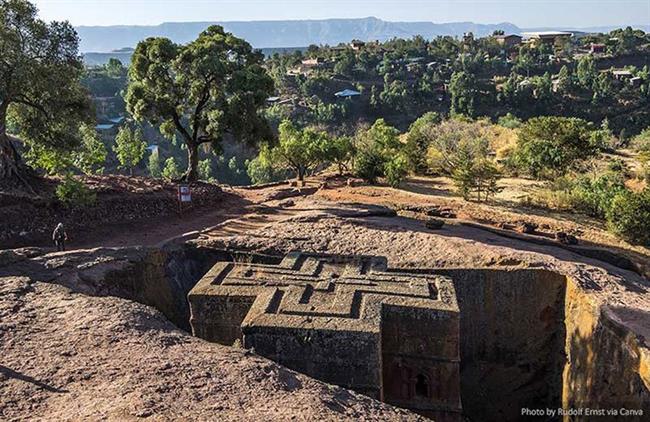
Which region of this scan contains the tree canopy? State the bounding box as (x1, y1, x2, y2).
(125, 25, 275, 181)
(0, 0, 92, 183)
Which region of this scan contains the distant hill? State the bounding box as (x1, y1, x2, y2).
(76, 16, 521, 53)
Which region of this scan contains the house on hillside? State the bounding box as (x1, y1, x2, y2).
(335, 89, 361, 99)
(630, 76, 643, 88)
(590, 43, 606, 54)
(612, 69, 634, 81)
(350, 40, 366, 51)
(523, 31, 573, 46)
(494, 34, 523, 48)
(301, 57, 325, 68)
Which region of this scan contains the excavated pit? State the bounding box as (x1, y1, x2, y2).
(100, 244, 650, 421)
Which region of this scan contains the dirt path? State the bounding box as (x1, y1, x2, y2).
(62, 189, 256, 251)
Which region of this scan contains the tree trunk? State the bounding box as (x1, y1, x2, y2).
(0, 132, 20, 179)
(183, 142, 199, 182)
(0, 102, 21, 180)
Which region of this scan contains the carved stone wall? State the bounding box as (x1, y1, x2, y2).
(189, 252, 462, 421)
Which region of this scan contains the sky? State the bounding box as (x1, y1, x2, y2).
(32, 0, 650, 28)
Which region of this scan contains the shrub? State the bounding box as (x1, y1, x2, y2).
(572, 172, 627, 218)
(245, 144, 289, 185)
(513, 116, 599, 179)
(606, 189, 650, 246)
(56, 175, 96, 208)
(424, 119, 488, 175)
(354, 147, 385, 184)
(148, 149, 162, 178)
(353, 119, 403, 184)
(404, 112, 442, 171)
(162, 157, 181, 181)
(497, 113, 522, 129)
(384, 154, 409, 188)
(452, 157, 502, 201)
(198, 158, 214, 182)
(528, 172, 627, 218)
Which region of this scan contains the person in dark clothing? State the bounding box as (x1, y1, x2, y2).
(52, 223, 68, 252)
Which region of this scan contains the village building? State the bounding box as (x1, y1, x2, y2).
(523, 31, 573, 46)
(334, 89, 362, 99)
(494, 34, 523, 48)
(590, 43, 606, 54)
(350, 40, 366, 51)
(630, 76, 643, 88)
(612, 69, 634, 81)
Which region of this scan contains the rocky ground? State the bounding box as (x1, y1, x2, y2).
(0, 273, 420, 421)
(2, 177, 650, 421)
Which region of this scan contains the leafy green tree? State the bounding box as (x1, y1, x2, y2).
(266, 120, 329, 182)
(326, 136, 355, 175)
(452, 157, 502, 202)
(425, 119, 489, 175)
(449, 71, 477, 117)
(246, 144, 288, 185)
(125, 26, 274, 181)
(105, 58, 126, 78)
(576, 55, 597, 88)
(148, 149, 162, 178)
(556, 65, 573, 94)
(56, 175, 96, 208)
(75, 124, 108, 175)
(353, 119, 403, 184)
(23, 123, 106, 176)
(113, 126, 146, 175)
(384, 154, 409, 188)
(162, 157, 181, 181)
(606, 189, 650, 246)
(405, 112, 442, 171)
(198, 158, 214, 181)
(334, 50, 356, 76)
(573, 171, 627, 218)
(514, 116, 599, 178)
(0, 0, 92, 184)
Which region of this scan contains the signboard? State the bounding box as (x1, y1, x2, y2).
(178, 185, 192, 203)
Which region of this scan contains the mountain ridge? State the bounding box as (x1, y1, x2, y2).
(76, 16, 521, 52)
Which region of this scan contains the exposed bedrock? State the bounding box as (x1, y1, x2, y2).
(2, 244, 648, 421)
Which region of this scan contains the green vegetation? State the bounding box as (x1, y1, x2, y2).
(512, 117, 601, 179)
(607, 189, 650, 246)
(0, 0, 92, 184)
(263, 120, 330, 182)
(4, 0, 650, 247)
(55, 175, 97, 208)
(125, 25, 274, 181)
(452, 158, 501, 202)
(162, 157, 181, 181)
(113, 126, 146, 175)
(148, 149, 162, 178)
(353, 119, 406, 185)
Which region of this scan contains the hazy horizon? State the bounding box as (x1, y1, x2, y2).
(32, 0, 650, 28)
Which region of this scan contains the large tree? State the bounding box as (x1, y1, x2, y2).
(0, 0, 91, 184)
(125, 26, 274, 181)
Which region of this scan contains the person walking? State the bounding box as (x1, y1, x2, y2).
(52, 223, 68, 252)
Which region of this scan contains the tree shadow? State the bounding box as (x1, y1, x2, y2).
(0, 365, 68, 393)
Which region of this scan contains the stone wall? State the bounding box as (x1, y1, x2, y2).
(433, 269, 567, 421)
(188, 252, 462, 420)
